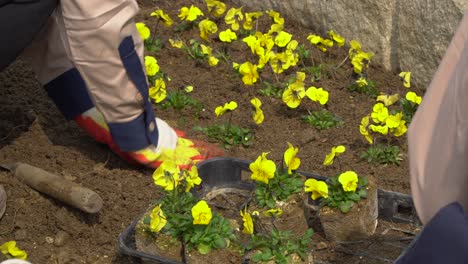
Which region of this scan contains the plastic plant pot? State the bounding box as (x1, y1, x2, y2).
(118, 157, 420, 263)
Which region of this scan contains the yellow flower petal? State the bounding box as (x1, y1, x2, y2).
(338, 171, 359, 192)
(192, 200, 212, 225)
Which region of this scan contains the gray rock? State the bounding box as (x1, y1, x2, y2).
(233, 0, 468, 89)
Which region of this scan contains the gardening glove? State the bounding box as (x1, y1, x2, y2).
(75, 106, 223, 169)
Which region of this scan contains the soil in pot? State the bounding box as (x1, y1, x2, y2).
(318, 177, 378, 242)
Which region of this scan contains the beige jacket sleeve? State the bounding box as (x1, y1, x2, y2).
(22, 0, 171, 152)
(408, 11, 468, 225)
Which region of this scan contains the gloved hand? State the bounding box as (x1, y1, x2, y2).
(74, 107, 223, 169)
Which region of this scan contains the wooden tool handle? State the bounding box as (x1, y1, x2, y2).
(10, 163, 103, 213)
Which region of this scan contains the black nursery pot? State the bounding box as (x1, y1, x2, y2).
(118, 157, 420, 263)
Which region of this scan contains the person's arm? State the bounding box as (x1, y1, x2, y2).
(408, 10, 468, 225)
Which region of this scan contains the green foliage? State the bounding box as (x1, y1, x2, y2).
(360, 144, 403, 165)
(297, 44, 311, 62)
(175, 21, 198, 32)
(301, 109, 343, 130)
(304, 64, 328, 82)
(160, 90, 204, 113)
(259, 81, 286, 98)
(246, 229, 314, 264)
(399, 98, 418, 123)
(182, 39, 208, 62)
(254, 167, 304, 209)
(144, 37, 164, 53)
(321, 176, 368, 213)
(159, 191, 197, 239)
(147, 174, 236, 255)
(193, 124, 254, 149)
(347, 78, 379, 98)
(183, 213, 237, 254)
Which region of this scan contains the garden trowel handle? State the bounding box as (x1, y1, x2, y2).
(6, 162, 103, 214)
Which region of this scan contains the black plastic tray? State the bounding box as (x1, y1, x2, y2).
(119, 157, 420, 263)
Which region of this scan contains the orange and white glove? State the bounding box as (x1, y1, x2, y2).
(74, 107, 223, 169)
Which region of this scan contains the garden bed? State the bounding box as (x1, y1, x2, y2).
(0, 0, 424, 263)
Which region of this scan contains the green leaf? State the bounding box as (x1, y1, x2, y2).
(143, 215, 151, 225)
(348, 192, 361, 202)
(197, 243, 212, 255)
(358, 189, 367, 198)
(261, 249, 273, 261)
(339, 200, 353, 213)
(359, 177, 368, 187)
(213, 237, 227, 249)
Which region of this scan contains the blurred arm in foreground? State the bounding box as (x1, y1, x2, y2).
(396, 10, 468, 264)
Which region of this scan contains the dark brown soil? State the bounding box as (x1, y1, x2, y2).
(0, 0, 424, 263)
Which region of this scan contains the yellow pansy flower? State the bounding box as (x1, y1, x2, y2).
(0, 241, 27, 260)
(349, 39, 362, 58)
(150, 204, 167, 232)
(377, 93, 400, 106)
(266, 10, 284, 25)
(152, 160, 181, 191)
(323, 145, 346, 166)
(282, 80, 306, 108)
(250, 97, 264, 125)
(274, 31, 292, 47)
(406, 91, 422, 104)
(215, 101, 238, 117)
(338, 171, 359, 192)
(219, 28, 237, 42)
(360, 116, 373, 144)
(264, 208, 283, 217)
(156, 138, 201, 166)
(268, 23, 284, 35)
(306, 86, 329, 105)
(184, 85, 194, 93)
(304, 178, 329, 200)
(370, 124, 389, 135)
(242, 35, 259, 54)
(192, 200, 212, 225)
(243, 11, 263, 30)
(356, 77, 368, 87)
(284, 142, 300, 174)
(135, 22, 150, 41)
(371, 103, 389, 123)
(199, 19, 218, 41)
(240, 207, 254, 234)
(399, 71, 411, 88)
(392, 120, 408, 137)
(205, 0, 226, 17)
(386, 112, 403, 129)
(351, 51, 374, 74)
(249, 152, 276, 184)
(183, 166, 202, 192)
(149, 78, 167, 103)
(200, 44, 219, 66)
(144, 56, 159, 77)
(168, 38, 184, 48)
(150, 9, 173, 27)
(328, 30, 345, 46)
(179, 5, 204, 21)
(225, 7, 244, 31)
(239, 61, 259, 85)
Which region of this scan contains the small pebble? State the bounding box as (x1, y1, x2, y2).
(316, 241, 328, 250)
(54, 231, 70, 247)
(45, 236, 54, 244)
